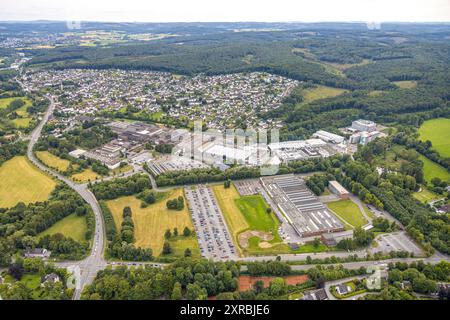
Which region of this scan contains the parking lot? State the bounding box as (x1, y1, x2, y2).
(261, 175, 344, 237)
(234, 179, 263, 196)
(372, 231, 423, 256)
(185, 185, 237, 260)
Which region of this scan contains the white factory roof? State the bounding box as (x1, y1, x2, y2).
(204, 144, 248, 161)
(268, 138, 326, 151)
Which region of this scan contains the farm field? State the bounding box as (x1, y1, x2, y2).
(418, 118, 450, 158)
(327, 199, 368, 229)
(419, 154, 450, 183)
(106, 189, 199, 257)
(413, 187, 441, 204)
(0, 156, 56, 208)
(300, 85, 347, 104)
(71, 168, 102, 183)
(38, 213, 87, 242)
(392, 80, 418, 89)
(36, 151, 71, 172)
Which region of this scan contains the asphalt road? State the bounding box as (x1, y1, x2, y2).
(26, 95, 107, 300)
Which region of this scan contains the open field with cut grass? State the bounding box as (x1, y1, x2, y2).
(212, 185, 249, 238)
(327, 199, 368, 229)
(413, 187, 441, 204)
(36, 151, 70, 172)
(213, 184, 328, 255)
(0, 156, 56, 208)
(301, 85, 348, 104)
(418, 118, 450, 158)
(106, 188, 199, 256)
(71, 168, 102, 183)
(419, 154, 450, 183)
(392, 80, 418, 89)
(38, 213, 87, 242)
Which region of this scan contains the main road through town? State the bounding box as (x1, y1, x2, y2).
(26, 95, 107, 300)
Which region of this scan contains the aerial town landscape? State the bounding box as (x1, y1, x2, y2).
(0, 1, 449, 310)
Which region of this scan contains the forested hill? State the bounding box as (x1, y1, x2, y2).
(21, 23, 450, 138)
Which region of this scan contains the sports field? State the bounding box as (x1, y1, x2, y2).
(327, 199, 368, 229)
(38, 213, 87, 242)
(0, 156, 56, 208)
(418, 118, 450, 158)
(71, 168, 102, 183)
(36, 151, 71, 172)
(419, 154, 450, 183)
(106, 188, 199, 256)
(212, 184, 326, 255)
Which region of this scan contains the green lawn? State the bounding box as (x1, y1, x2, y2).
(418, 118, 450, 158)
(419, 154, 450, 183)
(413, 187, 441, 204)
(327, 199, 368, 229)
(38, 214, 88, 242)
(235, 195, 279, 233)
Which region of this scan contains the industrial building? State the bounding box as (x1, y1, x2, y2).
(328, 180, 350, 199)
(261, 175, 344, 237)
(268, 139, 334, 164)
(312, 130, 345, 144)
(351, 119, 377, 132)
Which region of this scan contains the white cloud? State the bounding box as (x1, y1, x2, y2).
(1, 0, 449, 22)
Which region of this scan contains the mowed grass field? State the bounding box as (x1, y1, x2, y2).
(0, 156, 56, 208)
(213, 184, 328, 255)
(106, 189, 199, 257)
(418, 118, 450, 158)
(327, 199, 368, 229)
(392, 80, 418, 89)
(301, 85, 348, 104)
(413, 187, 441, 204)
(38, 213, 87, 242)
(36, 151, 71, 172)
(419, 154, 450, 183)
(212, 185, 249, 238)
(235, 195, 280, 235)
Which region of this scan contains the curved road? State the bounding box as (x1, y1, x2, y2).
(27, 95, 107, 300)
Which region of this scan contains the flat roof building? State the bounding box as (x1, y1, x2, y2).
(328, 180, 350, 199)
(351, 119, 377, 133)
(312, 130, 345, 144)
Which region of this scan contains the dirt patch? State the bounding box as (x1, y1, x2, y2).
(238, 230, 274, 248)
(238, 275, 310, 292)
(258, 241, 273, 249)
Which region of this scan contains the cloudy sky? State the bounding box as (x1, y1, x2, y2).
(1, 0, 449, 22)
